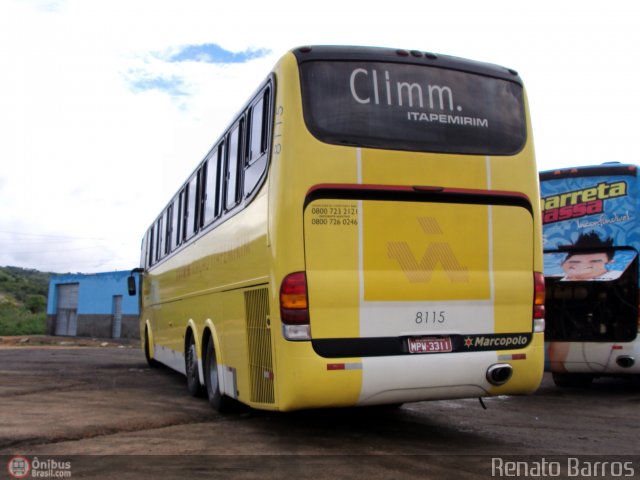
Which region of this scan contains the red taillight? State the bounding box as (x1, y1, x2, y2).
(280, 272, 309, 325)
(533, 272, 545, 333)
(533, 271, 545, 318)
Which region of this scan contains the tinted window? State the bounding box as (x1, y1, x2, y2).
(178, 187, 187, 244)
(218, 142, 227, 210)
(186, 176, 198, 239)
(170, 196, 179, 251)
(299, 61, 525, 155)
(226, 122, 243, 210)
(165, 204, 173, 255)
(147, 227, 155, 267)
(248, 97, 264, 164)
(155, 217, 163, 261)
(204, 149, 221, 224)
(196, 166, 205, 230)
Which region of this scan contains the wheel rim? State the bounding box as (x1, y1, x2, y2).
(145, 329, 151, 360)
(208, 343, 219, 393)
(187, 343, 197, 379)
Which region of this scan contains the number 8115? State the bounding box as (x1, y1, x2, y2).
(415, 311, 445, 324)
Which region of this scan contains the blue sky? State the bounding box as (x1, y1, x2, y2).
(166, 44, 271, 64)
(0, 0, 639, 272)
(128, 45, 272, 95)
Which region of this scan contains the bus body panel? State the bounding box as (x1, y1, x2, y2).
(273, 333, 544, 411)
(540, 164, 640, 377)
(304, 197, 534, 338)
(546, 341, 640, 374)
(269, 51, 543, 408)
(141, 190, 271, 406)
(139, 46, 545, 411)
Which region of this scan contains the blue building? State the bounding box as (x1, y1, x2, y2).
(46, 271, 140, 339)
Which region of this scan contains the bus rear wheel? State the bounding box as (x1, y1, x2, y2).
(185, 335, 204, 397)
(204, 336, 233, 412)
(144, 327, 160, 368)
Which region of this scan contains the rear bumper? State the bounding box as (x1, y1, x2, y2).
(545, 336, 640, 374)
(275, 332, 544, 411)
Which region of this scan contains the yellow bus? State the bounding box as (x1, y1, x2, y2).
(132, 45, 545, 412)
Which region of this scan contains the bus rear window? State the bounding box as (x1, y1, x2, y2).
(299, 61, 526, 155)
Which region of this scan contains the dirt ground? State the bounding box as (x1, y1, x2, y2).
(1, 336, 639, 479)
(0, 335, 139, 348)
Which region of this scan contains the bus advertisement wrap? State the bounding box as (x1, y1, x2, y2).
(539, 165, 640, 385)
(541, 174, 637, 252)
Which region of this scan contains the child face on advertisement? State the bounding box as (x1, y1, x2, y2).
(561, 252, 611, 279)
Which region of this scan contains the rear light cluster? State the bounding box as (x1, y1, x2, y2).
(280, 271, 546, 339)
(280, 272, 311, 341)
(533, 272, 545, 333)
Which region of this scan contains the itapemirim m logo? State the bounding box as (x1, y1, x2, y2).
(7, 456, 72, 479)
(387, 217, 469, 283)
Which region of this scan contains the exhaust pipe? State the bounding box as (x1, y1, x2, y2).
(616, 355, 635, 369)
(486, 363, 513, 386)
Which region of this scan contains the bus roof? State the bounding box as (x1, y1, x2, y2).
(291, 45, 523, 85)
(539, 163, 638, 181)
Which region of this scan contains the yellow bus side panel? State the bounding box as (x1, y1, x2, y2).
(218, 289, 251, 404)
(303, 200, 360, 339)
(491, 205, 534, 334)
(489, 332, 545, 395)
(275, 343, 362, 410)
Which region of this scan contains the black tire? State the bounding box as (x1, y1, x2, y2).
(185, 334, 204, 397)
(552, 372, 593, 387)
(144, 327, 160, 368)
(204, 335, 233, 412)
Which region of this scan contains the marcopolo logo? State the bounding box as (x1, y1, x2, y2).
(464, 334, 529, 350)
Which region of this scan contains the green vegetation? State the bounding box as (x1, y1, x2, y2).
(0, 266, 52, 335)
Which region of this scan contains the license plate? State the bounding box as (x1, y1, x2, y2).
(407, 336, 452, 354)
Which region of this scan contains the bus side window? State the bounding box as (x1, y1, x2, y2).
(225, 119, 244, 210)
(203, 146, 221, 225)
(164, 203, 173, 255)
(147, 226, 155, 267)
(186, 174, 199, 240)
(177, 186, 187, 245)
(244, 87, 270, 197)
(195, 164, 205, 231)
(171, 195, 180, 251)
(155, 216, 163, 262)
(217, 142, 226, 215)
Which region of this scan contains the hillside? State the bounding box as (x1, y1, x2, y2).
(0, 266, 53, 335)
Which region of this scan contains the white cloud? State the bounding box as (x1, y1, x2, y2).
(0, 0, 639, 272)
